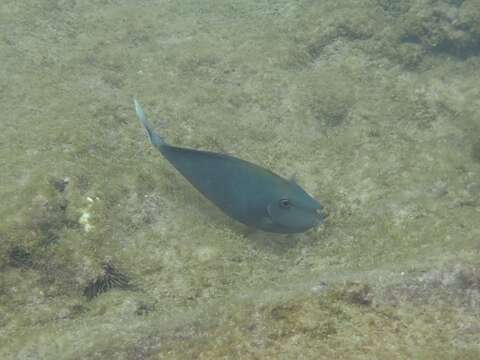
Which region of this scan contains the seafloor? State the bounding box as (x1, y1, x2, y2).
(1, 0, 479, 359)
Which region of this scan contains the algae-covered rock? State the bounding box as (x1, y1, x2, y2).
(398, 0, 480, 57)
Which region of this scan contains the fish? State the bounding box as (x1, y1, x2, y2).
(134, 99, 324, 234)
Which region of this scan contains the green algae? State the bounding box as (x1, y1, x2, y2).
(1, 0, 479, 358)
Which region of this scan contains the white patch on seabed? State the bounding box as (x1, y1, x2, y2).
(79, 196, 96, 232)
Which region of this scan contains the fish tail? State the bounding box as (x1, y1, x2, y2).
(133, 98, 165, 148)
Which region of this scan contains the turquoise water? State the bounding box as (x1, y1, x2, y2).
(1, 0, 479, 358)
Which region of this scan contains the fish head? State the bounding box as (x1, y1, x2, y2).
(266, 180, 324, 233)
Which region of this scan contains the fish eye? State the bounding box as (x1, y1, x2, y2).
(279, 198, 291, 208)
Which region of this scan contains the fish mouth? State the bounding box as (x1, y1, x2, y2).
(264, 206, 327, 233)
(314, 207, 327, 227)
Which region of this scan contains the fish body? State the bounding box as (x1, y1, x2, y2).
(134, 99, 323, 233)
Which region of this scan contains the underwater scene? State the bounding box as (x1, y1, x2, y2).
(1, 0, 479, 358)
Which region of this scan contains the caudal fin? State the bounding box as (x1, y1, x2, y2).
(133, 98, 165, 148)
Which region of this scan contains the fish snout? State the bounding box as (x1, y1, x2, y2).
(314, 207, 328, 227)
